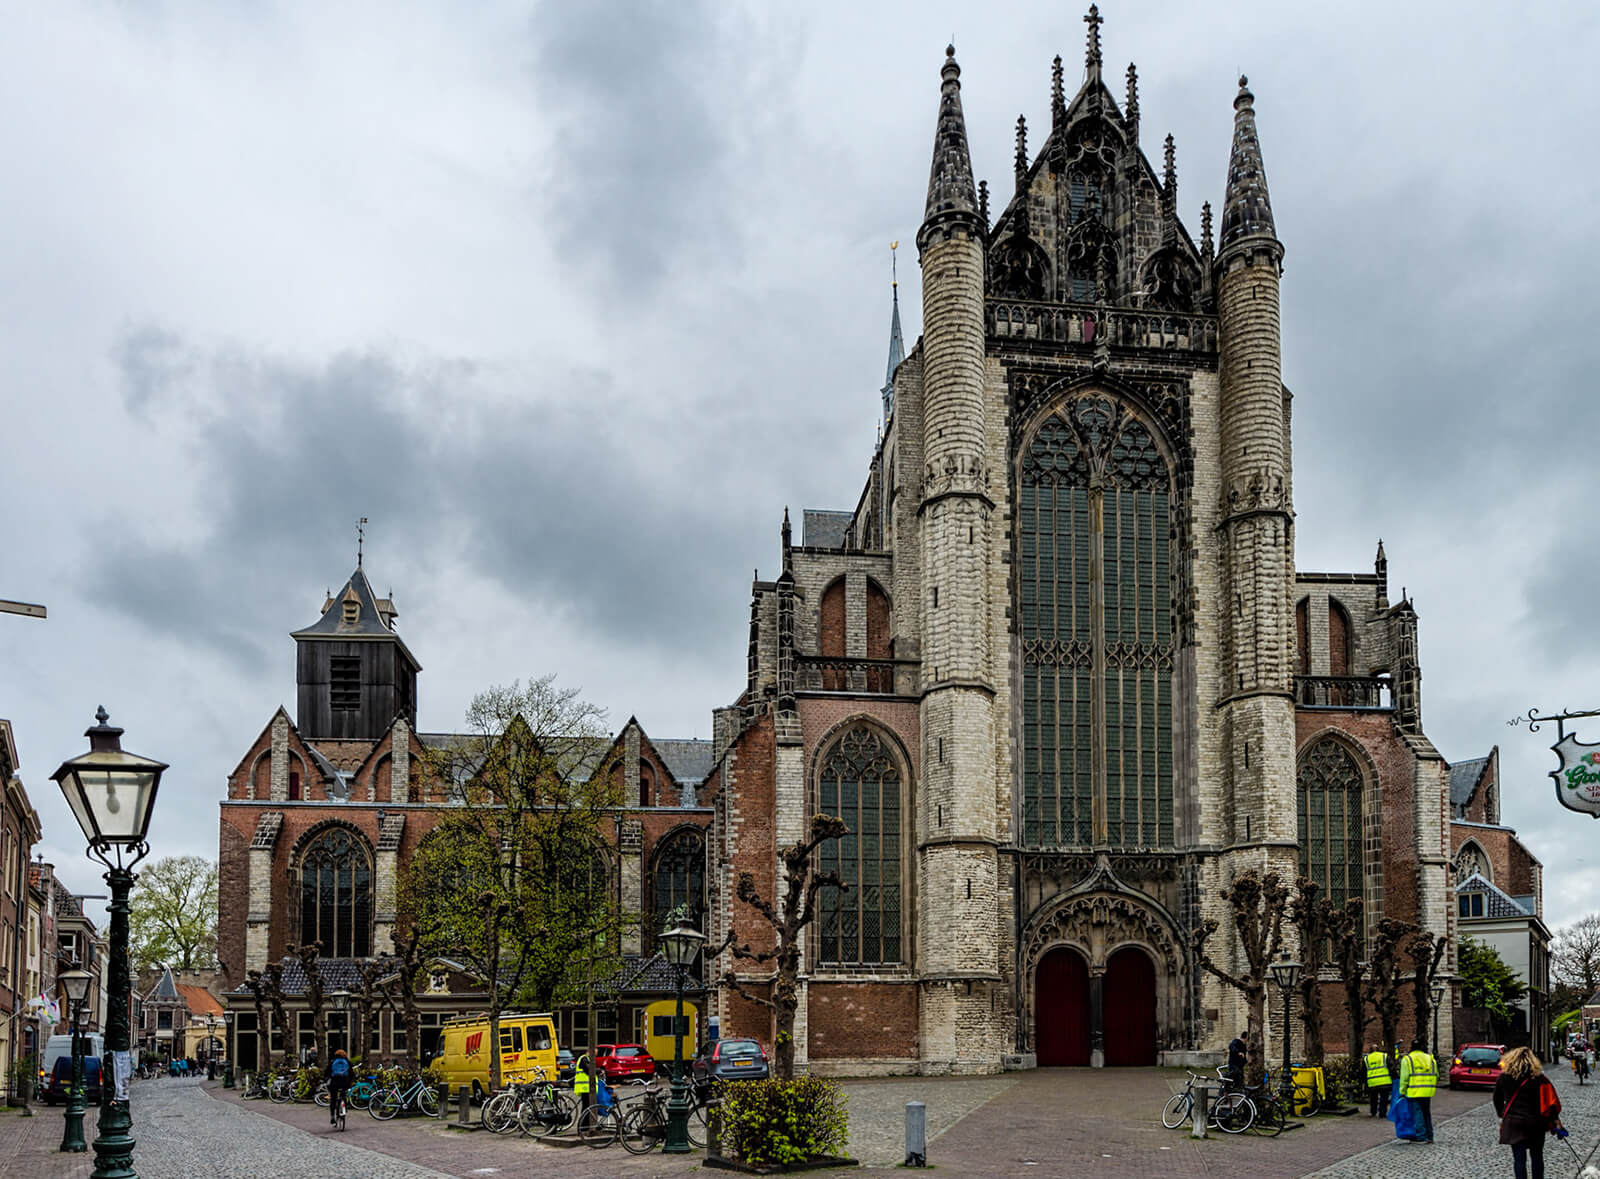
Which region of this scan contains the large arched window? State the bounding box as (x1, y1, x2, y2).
(817, 726, 903, 966)
(1297, 738, 1364, 917)
(1018, 396, 1174, 848)
(652, 828, 706, 943)
(298, 826, 373, 958)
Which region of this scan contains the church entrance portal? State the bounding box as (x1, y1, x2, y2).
(1034, 946, 1090, 1066)
(1103, 946, 1157, 1066)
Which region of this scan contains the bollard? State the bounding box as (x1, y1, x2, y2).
(437, 1082, 449, 1118)
(905, 1100, 927, 1166)
(1191, 1084, 1209, 1139)
(457, 1086, 471, 1124)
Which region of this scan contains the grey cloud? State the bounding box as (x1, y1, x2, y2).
(114, 325, 191, 416)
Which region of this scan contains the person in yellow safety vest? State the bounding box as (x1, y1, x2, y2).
(1364, 1041, 1393, 1119)
(574, 1052, 595, 1120)
(1398, 1037, 1438, 1143)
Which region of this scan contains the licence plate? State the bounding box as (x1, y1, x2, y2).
(732, 1060, 754, 1068)
(1471, 1068, 1492, 1075)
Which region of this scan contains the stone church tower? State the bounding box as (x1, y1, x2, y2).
(707, 9, 1453, 1074)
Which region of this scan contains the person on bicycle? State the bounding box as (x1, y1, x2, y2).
(327, 1048, 353, 1125)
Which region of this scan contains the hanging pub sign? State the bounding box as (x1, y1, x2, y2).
(1550, 730, 1600, 818)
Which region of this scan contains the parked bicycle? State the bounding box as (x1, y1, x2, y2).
(1160, 1071, 1254, 1134)
(369, 1076, 440, 1120)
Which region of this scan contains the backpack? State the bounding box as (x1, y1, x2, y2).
(330, 1057, 351, 1078)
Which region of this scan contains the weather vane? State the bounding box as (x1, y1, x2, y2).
(357, 517, 368, 569)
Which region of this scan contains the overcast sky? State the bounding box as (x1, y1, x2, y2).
(7, 1, 1599, 937)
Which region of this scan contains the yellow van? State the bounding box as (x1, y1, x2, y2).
(436, 1012, 559, 1096)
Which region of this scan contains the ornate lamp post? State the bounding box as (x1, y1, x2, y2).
(328, 991, 351, 1059)
(1269, 958, 1302, 1105)
(51, 707, 167, 1179)
(1430, 980, 1446, 1061)
(223, 1012, 235, 1088)
(58, 967, 94, 1153)
(658, 915, 705, 1155)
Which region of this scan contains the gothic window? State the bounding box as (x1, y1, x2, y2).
(1455, 841, 1490, 883)
(819, 579, 846, 658)
(1019, 398, 1173, 848)
(651, 828, 706, 948)
(1328, 600, 1352, 677)
(1297, 739, 1364, 922)
(298, 826, 373, 958)
(817, 726, 902, 965)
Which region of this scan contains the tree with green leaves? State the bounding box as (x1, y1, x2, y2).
(1191, 869, 1290, 1084)
(1458, 936, 1527, 1037)
(129, 855, 218, 973)
(399, 677, 627, 1091)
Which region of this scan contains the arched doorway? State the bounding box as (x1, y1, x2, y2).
(1035, 947, 1090, 1066)
(1103, 946, 1157, 1066)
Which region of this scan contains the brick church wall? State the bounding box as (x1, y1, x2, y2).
(808, 982, 918, 1059)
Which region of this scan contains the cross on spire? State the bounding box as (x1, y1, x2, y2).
(1084, 5, 1103, 70)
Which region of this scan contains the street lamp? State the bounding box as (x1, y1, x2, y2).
(1270, 958, 1302, 1106)
(223, 1012, 235, 1088)
(52, 707, 167, 1179)
(1430, 980, 1447, 1060)
(58, 968, 93, 1154)
(658, 914, 705, 1155)
(328, 990, 351, 1059)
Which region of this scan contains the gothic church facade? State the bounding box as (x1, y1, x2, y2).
(705, 14, 1455, 1073)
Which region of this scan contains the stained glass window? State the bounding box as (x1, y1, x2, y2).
(652, 828, 706, 945)
(1296, 738, 1365, 919)
(298, 826, 373, 958)
(1019, 399, 1173, 848)
(817, 727, 902, 965)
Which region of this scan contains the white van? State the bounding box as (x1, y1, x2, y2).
(41, 1032, 104, 1088)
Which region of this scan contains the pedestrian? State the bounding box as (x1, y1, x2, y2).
(574, 1050, 595, 1119)
(1494, 1046, 1564, 1179)
(1226, 1030, 1248, 1088)
(1364, 1040, 1392, 1118)
(1398, 1036, 1439, 1143)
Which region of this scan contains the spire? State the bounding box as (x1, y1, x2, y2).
(1014, 115, 1028, 184)
(978, 180, 990, 230)
(922, 46, 980, 236)
(1161, 133, 1178, 244)
(1375, 538, 1389, 610)
(1084, 5, 1103, 81)
(882, 243, 905, 421)
(1219, 75, 1278, 252)
(781, 507, 793, 576)
(1125, 63, 1140, 143)
(356, 515, 367, 569)
(1051, 55, 1067, 128)
(1201, 201, 1214, 263)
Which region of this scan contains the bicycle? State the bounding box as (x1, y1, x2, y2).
(369, 1077, 440, 1120)
(332, 1085, 348, 1132)
(1160, 1071, 1254, 1133)
(515, 1079, 577, 1136)
(266, 1073, 296, 1104)
(620, 1085, 669, 1154)
(575, 1083, 625, 1148)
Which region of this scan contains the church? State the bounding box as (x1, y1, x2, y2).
(703, 11, 1456, 1074)
(214, 11, 1472, 1077)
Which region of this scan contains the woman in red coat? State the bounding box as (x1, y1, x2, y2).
(1493, 1047, 1564, 1179)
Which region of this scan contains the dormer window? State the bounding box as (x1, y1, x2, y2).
(1458, 892, 1485, 918)
(342, 597, 360, 625)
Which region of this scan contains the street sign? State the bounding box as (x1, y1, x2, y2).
(1551, 730, 1600, 818)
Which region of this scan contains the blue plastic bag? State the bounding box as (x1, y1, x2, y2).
(1389, 1083, 1420, 1141)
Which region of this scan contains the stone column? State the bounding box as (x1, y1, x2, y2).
(373, 812, 405, 955)
(620, 818, 643, 955)
(245, 813, 283, 973)
(390, 719, 411, 804)
(269, 714, 290, 802)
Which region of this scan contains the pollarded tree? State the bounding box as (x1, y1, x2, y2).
(1366, 917, 1414, 1070)
(129, 855, 218, 973)
(291, 942, 327, 1068)
(400, 677, 627, 1092)
(1289, 876, 1334, 1065)
(1406, 927, 1450, 1050)
(1327, 897, 1370, 1060)
(712, 813, 849, 1081)
(1191, 869, 1290, 1084)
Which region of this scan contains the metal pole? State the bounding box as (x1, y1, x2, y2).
(89, 865, 137, 1179)
(905, 1100, 927, 1166)
(1280, 985, 1295, 1109)
(61, 1001, 87, 1152)
(664, 963, 691, 1153)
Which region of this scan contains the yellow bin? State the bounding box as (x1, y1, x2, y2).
(1290, 1065, 1325, 1115)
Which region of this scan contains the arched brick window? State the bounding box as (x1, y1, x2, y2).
(1328, 600, 1352, 677)
(651, 828, 705, 945)
(1297, 739, 1364, 922)
(865, 580, 891, 660)
(298, 826, 372, 958)
(819, 579, 846, 658)
(1019, 397, 1174, 848)
(1295, 599, 1311, 676)
(817, 726, 903, 965)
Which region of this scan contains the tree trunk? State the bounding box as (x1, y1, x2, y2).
(1247, 985, 1268, 1084)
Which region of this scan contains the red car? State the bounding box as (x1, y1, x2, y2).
(1448, 1043, 1506, 1089)
(593, 1043, 656, 1082)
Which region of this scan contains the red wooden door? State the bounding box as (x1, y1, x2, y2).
(1035, 947, 1091, 1066)
(1103, 946, 1157, 1066)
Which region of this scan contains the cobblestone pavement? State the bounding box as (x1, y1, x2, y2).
(1306, 1063, 1600, 1179)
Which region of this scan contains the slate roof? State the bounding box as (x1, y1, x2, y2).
(594, 953, 707, 997)
(231, 957, 371, 995)
(1456, 871, 1533, 919)
(149, 967, 180, 1001)
(1449, 756, 1490, 808)
(802, 510, 853, 549)
(291, 567, 420, 668)
(655, 739, 715, 787)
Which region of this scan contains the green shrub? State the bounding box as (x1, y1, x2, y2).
(1321, 1053, 1362, 1105)
(718, 1076, 849, 1167)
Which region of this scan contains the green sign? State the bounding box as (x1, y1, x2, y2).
(1551, 731, 1600, 818)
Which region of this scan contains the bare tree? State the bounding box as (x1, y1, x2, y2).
(710, 813, 848, 1080)
(291, 942, 327, 1068)
(1327, 898, 1369, 1059)
(1366, 917, 1413, 1071)
(1406, 927, 1449, 1050)
(258, 960, 293, 1070)
(1553, 914, 1600, 1001)
(353, 957, 392, 1064)
(383, 926, 428, 1073)
(1289, 877, 1332, 1065)
(1190, 870, 1290, 1084)
(243, 970, 272, 1074)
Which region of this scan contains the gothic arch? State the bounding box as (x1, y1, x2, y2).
(1327, 597, 1354, 677)
(865, 577, 892, 660)
(807, 718, 914, 970)
(1016, 378, 1180, 482)
(650, 823, 707, 934)
(290, 820, 374, 958)
(819, 576, 847, 659)
(1297, 729, 1385, 935)
(1455, 839, 1491, 884)
(1019, 883, 1185, 1058)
